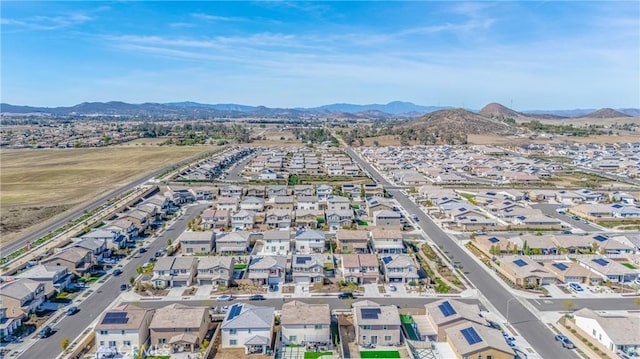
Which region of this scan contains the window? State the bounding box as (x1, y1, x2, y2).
(121, 330, 125, 335)
(123, 340, 131, 347)
(315, 325, 323, 330)
(362, 335, 367, 340)
(363, 325, 371, 330)
(186, 248, 193, 253)
(99, 341, 104, 346)
(108, 341, 117, 347)
(593, 329, 596, 335)
(383, 325, 387, 330)
(290, 335, 297, 342)
(384, 335, 392, 341)
(159, 338, 166, 344)
(99, 330, 108, 335)
(230, 329, 237, 335)
(230, 339, 237, 346)
(486, 356, 493, 359)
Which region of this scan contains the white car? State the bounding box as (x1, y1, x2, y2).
(217, 294, 234, 301)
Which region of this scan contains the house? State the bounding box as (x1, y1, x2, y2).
(336, 230, 370, 254)
(259, 168, 278, 180)
(245, 185, 266, 198)
(373, 210, 402, 227)
(543, 262, 596, 284)
(272, 196, 295, 211)
(201, 209, 229, 230)
(80, 229, 124, 250)
(291, 254, 326, 284)
(327, 196, 350, 210)
(240, 197, 265, 212)
(189, 187, 213, 201)
(151, 257, 198, 288)
(247, 255, 287, 286)
(340, 254, 380, 284)
(178, 231, 215, 255)
(294, 229, 326, 253)
(267, 185, 289, 198)
(164, 188, 195, 205)
(366, 197, 396, 217)
(94, 304, 154, 356)
(231, 210, 255, 231)
(217, 197, 240, 212)
(121, 210, 150, 233)
(381, 254, 419, 283)
(494, 256, 556, 288)
(424, 299, 486, 341)
(265, 209, 292, 230)
(145, 194, 171, 218)
(261, 230, 291, 255)
(294, 210, 324, 229)
(149, 304, 211, 353)
(325, 209, 353, 231)
(105, 218, 139, 242)
(0, 279, 45, 318)
(281, 301, 331, 348)
(293, 185, 315, 196)
(14, 264, 72, 298)
(220, 185, 243, 198)
(341, 184, 361, 198)
(573, 308, 640, 355)
(316, 185, 333, 200)
(363, 183, 384, 198)
(41, 247, 95, 277)
(445, 322, 515, 359)
(296, 195, 320, 211)
(0, 308, 22, 339)
(74, 238, 110, 261)
(196, 256, 234, 286)
(577, 257, 639, 283)
(370, 227, 404, 254)
(352, 301, 402, 347)
(221, 303, 275, 355)
(215, 232, 250, 255)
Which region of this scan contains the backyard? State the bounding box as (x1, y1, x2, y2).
(359, 350, 401, 358)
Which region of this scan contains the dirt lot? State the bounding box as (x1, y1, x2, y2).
(0, 145, 216, 243)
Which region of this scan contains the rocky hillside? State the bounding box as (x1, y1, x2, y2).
(581, 108, 631, 118)
(407, 108, 516, 135)
(478, 102, 522, 118)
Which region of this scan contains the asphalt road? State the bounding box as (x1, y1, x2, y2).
(3, 152, 207, 258)
(530, 298, 640, 311)
(531, 203, 602, 232)
(223, 150, 259, 182)
(344, 147, 578, 359)
(18, 203, 210, 359)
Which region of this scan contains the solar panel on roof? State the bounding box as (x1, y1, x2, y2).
(593, 235, 608, 242)
(296, 256, 311, 264)
(592, 258, 609, 266)
(382, 256, 393, 264)
(513, 259, 528, 267)
(612, 204, 623, 209)
(552, 263, 568, 271)
(361, 308, 381, 319)
(488, 237, 499, 243)
(101, 312, 128, 325)
(227, 304, 243, 321)
(438, 301, 457, 317)
(461, 327, 483, 345)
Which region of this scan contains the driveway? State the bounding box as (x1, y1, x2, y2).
(363, 283, 381, 297)
(167, 286, 185, 298)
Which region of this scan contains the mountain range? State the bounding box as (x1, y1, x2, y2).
(0, 101, 637, 119)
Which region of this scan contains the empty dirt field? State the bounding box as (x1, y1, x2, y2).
(0, 145, 216, 243)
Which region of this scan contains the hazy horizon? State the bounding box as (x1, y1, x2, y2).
(2, 1, 639, 109)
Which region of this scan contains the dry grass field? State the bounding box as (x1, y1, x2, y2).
(0, 145, 216, 242)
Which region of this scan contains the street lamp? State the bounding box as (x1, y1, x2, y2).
(506, 298, 518, 323)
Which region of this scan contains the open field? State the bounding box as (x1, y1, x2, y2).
(0, 146, 216, 243)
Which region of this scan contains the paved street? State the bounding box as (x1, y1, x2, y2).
(531, 203, 602, 232)
(17, 203, 210, 359)
(223, 150, 259, 182)
(530, 297, 640, 312)
(345, 147, 579, 359)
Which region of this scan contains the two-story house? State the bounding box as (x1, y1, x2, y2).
(74, 238, 110, 262)
(424, 299, 486, 341)
(327, 196, 351, 211)
(149, 303, 210, 353)
(0, 308, 22, 339)
(220, 185, 243, 198)
(179, 231, 215, 255)
(79, 229, 124, 250)
(291, 254, 326, 284)
(372, 210, 402, 227)
(353, 301, 402, 347)
(247, 256, 287, 286)
(41, 247, 95, 277)
(151, 257, 198, 288)
(272, 196, 295, 211)
(316, 185, 333, 200)
(336, 230, 370, 254)
(261, 231, 291, 255)
(240, 197, 265, 212)
(231, 210, 255, 231)
(105, 218, 139, 242)
(0, 279, 45, 318)
(217, 197, 240, 212)
(341, 254, 380, 284)
(370, 227, 404, 254)
(95, 304, 154, 356)
(381, 254, 419, 283)
(294, 229, 326, 253)
(15, 264, 72, 298)
(294, 210, 324, 229)
(326, 209, 353, 231)
(201, 209, 229, 230)
(196, 256, 234, 287)
(215, 231, 250, 255)
(281, 301, 331, 349)
(221, 303, 275, 355)
(296, 196, 320, 211)
(265, 209, 292, 230)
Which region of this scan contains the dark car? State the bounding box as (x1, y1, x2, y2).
(39, 326, 53, 338)
(249, 294, 265, 301)
(112, 269, 123, 276)
(120, 284, 128, 291)
(155, 251, 162, 257)
(138, 248, 147, 253)
(338, 292, 354, 299)
(66, 306, 79, 315)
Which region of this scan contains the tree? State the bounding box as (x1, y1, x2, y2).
(61, 336, 71, 351)
(562, 299, 575, 312)
(129, 276, 135, 286)
(167, 239, 173, 246)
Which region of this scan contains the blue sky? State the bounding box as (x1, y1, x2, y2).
(2, 1, 639, 110)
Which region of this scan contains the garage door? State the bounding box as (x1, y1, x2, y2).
(294, 277, 310, 284)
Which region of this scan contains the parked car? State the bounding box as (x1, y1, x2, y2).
(120, 284, 128, 291)
(503, 332, 515, 342)
(338, 292, 354, 299)
(138, 248, 147, 253)
(249, 294, 265, 301)
(388, 284, 397, 292)
(561, 337, 575, 349)
(155, 251, 162, 258)
(66, 306, 79, 316)
(555, 334, 568, 342)
(569, 283, 584, 292)
(38, 326, 53, 338)
(112, 269, 123, 276)
(217, 294, 234, 301)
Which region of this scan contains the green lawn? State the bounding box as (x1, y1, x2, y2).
(359, 350, 401, 358)
(622, 263, 637, 269)
(233, 263, 247, 270)
(304, 351, 333, 359)
(400, 314, 413, 324)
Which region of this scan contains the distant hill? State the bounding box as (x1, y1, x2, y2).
(407, 108, 516, 135)
(311, 101, 449, 115)
(478, 102, 522, 118)
(581, 108, 631, 119)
